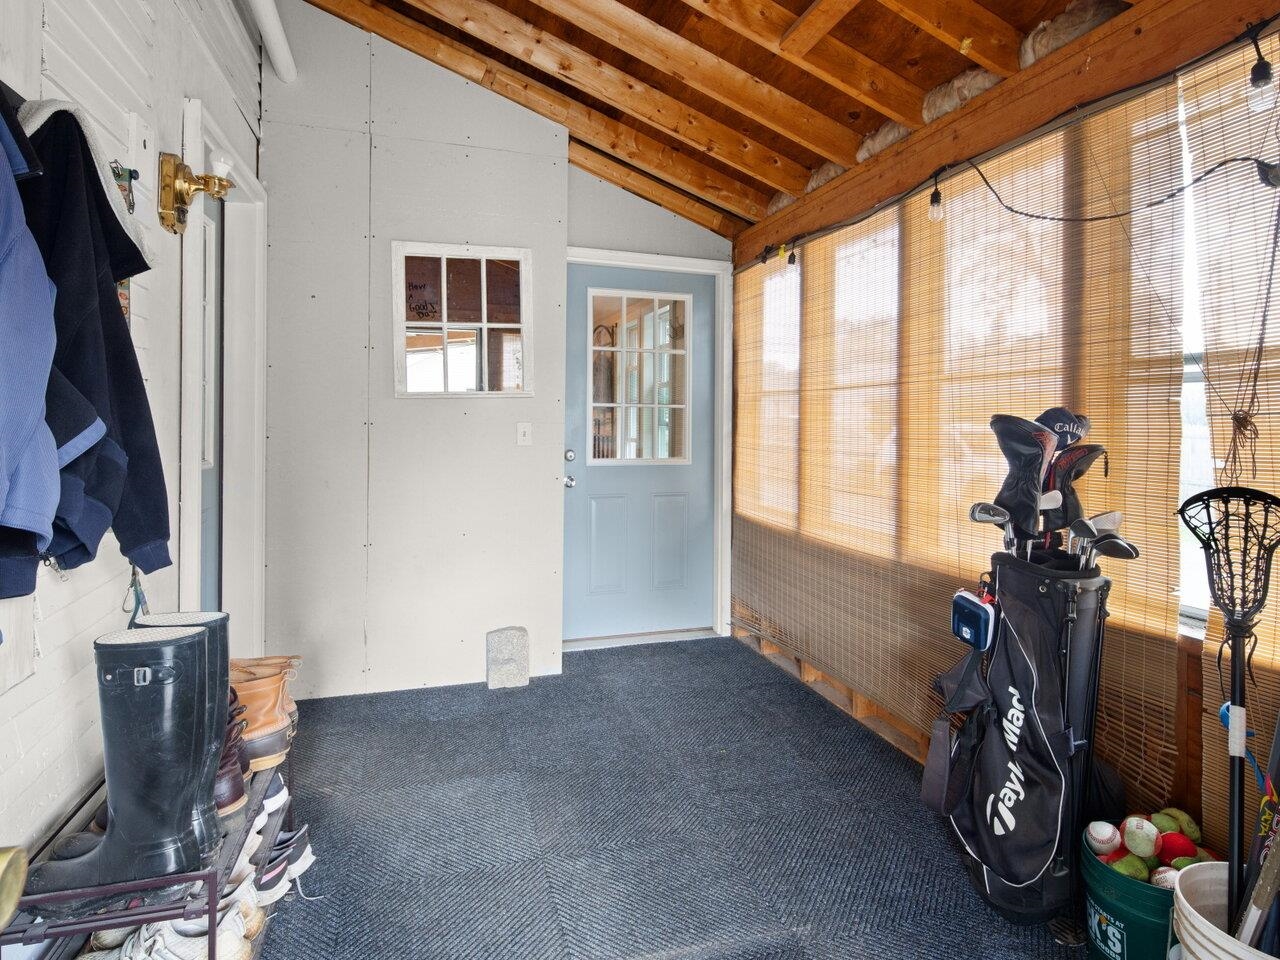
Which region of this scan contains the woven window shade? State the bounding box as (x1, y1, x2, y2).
(1182, 36, 1280, 853)
(734, 55, 1195, 812)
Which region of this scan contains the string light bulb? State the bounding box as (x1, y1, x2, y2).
(928, 174, 945, 223)
(1249, 30, 1276, 113)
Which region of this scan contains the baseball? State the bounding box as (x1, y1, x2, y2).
(1150, 866, 1178, 889)
(1086, 820, 1122, 856)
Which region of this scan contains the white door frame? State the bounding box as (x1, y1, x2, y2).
(179, 99, 267, 656)
(566, 247, 733, 636)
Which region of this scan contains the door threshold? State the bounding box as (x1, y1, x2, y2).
(563, 628, 717, 652)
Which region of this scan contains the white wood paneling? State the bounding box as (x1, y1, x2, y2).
(0, 0, 260, 849)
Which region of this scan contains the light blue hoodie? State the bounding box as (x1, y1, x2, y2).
(0, 134, 58, 556)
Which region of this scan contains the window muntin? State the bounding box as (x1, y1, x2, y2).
(394, 243, 530, 396)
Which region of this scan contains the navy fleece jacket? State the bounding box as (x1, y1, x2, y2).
(11, 110, 170, 590)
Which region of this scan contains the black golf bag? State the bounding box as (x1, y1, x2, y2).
(922, 551, 1111, 924)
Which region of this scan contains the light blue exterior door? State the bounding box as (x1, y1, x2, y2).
(563, 263, 716, 640)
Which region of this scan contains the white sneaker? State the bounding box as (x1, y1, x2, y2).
(250, 809, 268, 833)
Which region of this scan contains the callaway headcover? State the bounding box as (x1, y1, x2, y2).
(989, 415, 1057, 537)
(1036, 406, 1090, 451)
(1040, 443, 1108, 531)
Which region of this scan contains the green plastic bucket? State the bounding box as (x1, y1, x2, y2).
(1082, 830, 1176, 960)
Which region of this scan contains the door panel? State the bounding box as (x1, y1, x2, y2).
(564, 263, 715, 640)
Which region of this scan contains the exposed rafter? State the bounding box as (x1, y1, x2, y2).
(734, 0, 1277, 266)
(677, 0, 926, 128)
(392, 0, 812, 196)
(520, 0, 862, 165)
(569, 142, 748, 237)
(303, 0, 772, 220)
(780, 0, 865, 56)
(875, 0, 1022, 76)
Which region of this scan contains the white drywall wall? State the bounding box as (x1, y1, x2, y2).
(567, 166, 733, 261)
(0, 0, 258, 849)
(264, 0, 568, 697)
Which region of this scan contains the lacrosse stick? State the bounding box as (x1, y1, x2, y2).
(1180, 486, 1280, 924)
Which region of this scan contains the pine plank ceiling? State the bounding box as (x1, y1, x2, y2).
(305, 0, 1078, 237)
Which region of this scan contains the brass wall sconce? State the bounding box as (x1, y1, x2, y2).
(157, 151, 235, 234)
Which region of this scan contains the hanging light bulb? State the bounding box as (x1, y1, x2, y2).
(1249, 31, 1276, 113)
(928, 174, 945, 223)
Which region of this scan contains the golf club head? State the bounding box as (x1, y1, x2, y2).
(1039, 490, 1063, 511)
(969, 502, 1011, 525)
(1089, 511, 1123, 535)
(0, 846, 28, 930)
(1092, 532, 1140, 560)
(1069, 517, 1097, 542)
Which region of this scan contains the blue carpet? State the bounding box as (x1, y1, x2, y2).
(264, 637, 1072, 959)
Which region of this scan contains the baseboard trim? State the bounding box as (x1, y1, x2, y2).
(563, 628, 717, 652)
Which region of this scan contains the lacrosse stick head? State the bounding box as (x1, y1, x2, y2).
(1179, 486, 1280, 625)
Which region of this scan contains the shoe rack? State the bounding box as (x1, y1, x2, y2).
(0, 759, 294, 960)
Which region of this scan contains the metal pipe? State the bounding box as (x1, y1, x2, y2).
(247, 0, 298, 84)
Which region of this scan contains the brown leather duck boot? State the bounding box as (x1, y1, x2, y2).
(229, 667, 292, 772)
(216, 691, 248, 817)
(230, 656, 301, 732)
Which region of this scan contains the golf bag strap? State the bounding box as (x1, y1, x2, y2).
(922, 707, 990, 815)
(922, 651, 991, 815)
(934, 648, 988, 714)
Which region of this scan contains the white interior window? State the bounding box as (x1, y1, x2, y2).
(393, 242, 532, 396)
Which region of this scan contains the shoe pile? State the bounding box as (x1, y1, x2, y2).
(74, 773, 317, 959)
(15, 611, 311, 955)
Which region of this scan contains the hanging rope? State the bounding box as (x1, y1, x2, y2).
(1222, 192, 1280, 481)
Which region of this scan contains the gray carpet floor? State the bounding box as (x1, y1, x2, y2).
(265, 637, 1073, 959)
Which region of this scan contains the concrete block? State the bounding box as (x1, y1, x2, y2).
(486, 626, 529, 689)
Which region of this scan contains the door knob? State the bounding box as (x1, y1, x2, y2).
(564, 475, 577, 488)
(565, 449, 576, 462)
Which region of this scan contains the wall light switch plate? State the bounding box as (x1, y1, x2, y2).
(516, 422, 533, 446)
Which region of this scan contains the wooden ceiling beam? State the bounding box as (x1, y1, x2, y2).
(875, 0, 1022, 76)
(392, 0, 813, 195)
(304, 0, 773, 219)
(569, 141, 748, 237)
(677, 0, 926, 128)
(520, 0, 862, 165)
(780, 0, 865, 56)
(733, 0, 1277, 267)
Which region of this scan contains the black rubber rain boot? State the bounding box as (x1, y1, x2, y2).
(989, 414, 1056, 537)
(134, 611, 230, 862)
(45, 613, 231, 865)
(24, 626, 209, 899)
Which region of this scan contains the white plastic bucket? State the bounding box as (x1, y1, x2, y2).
(1173, 862, 1271, 960)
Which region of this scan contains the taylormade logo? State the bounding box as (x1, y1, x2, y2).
(1001, 686, 1026, 752)
(987, 687, 1028, 836)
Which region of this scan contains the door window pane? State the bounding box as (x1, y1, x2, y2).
(589, 290, 690, 461)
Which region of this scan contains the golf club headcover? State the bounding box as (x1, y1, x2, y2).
(1041, 443, 1108, 531)
(989, 415, 1057, 537)
(1037, 406, 1090, 450)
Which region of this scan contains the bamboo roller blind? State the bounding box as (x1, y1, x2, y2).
(1184, 36, 1280, 852)
(732, 48, 1230, 812)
